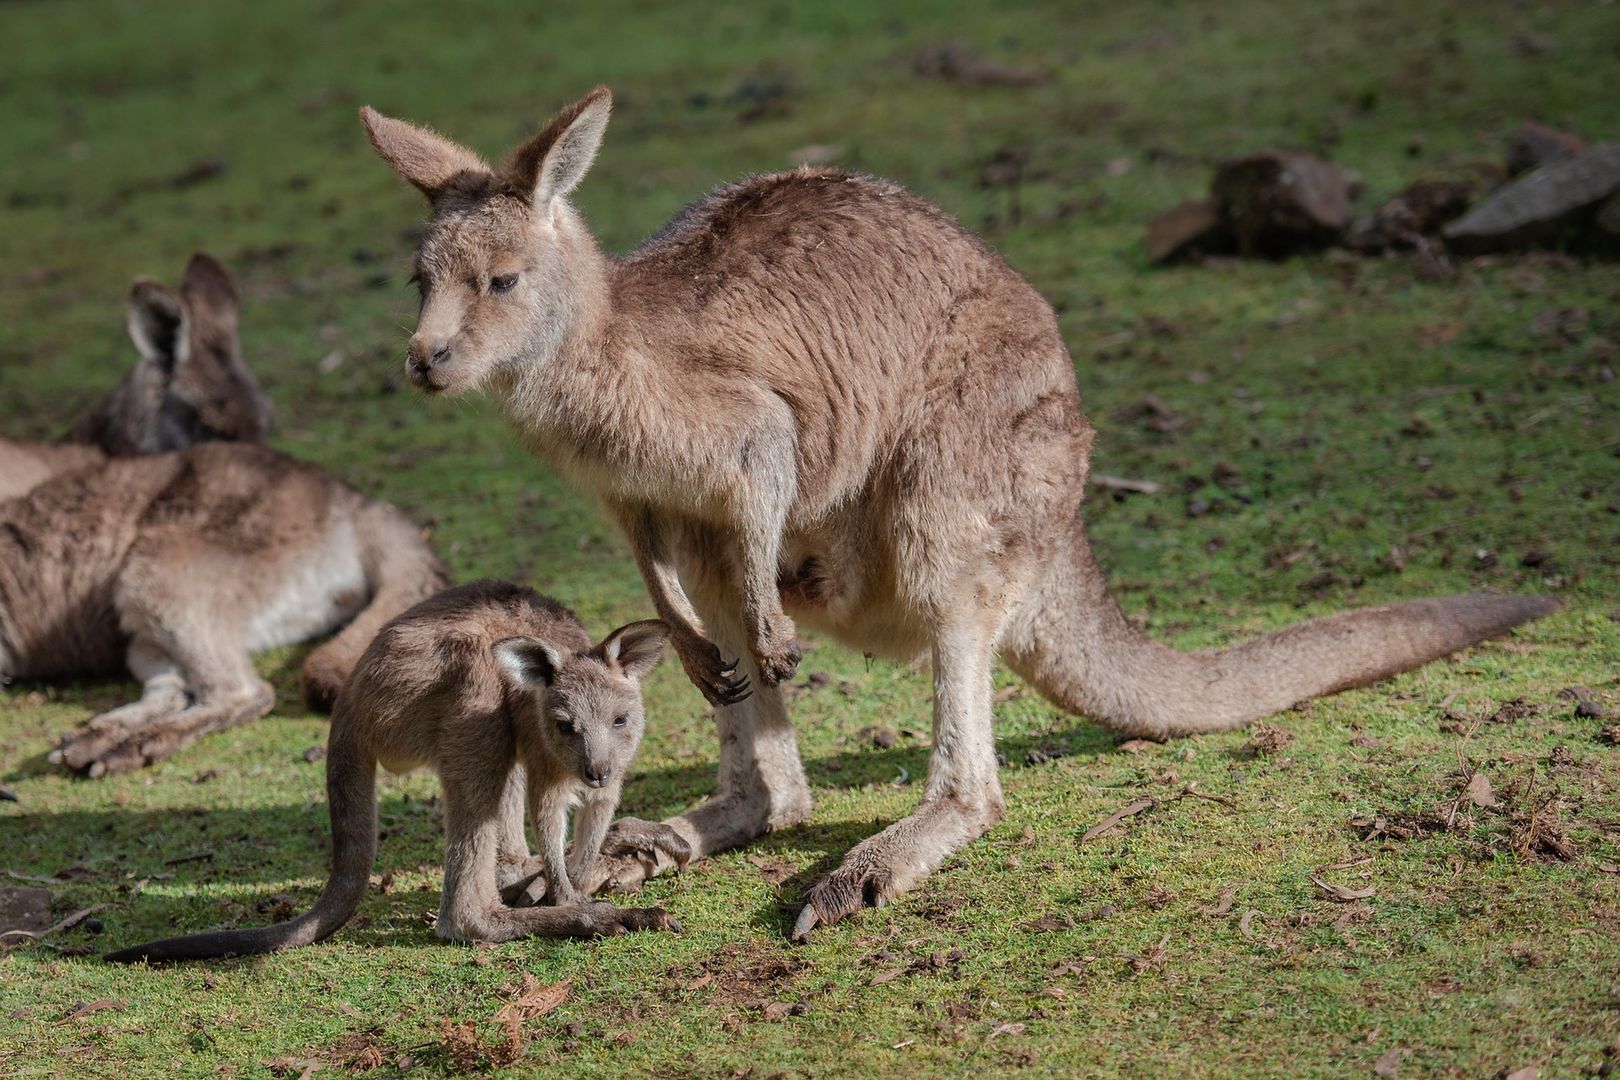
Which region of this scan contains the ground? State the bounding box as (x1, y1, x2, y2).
(1, 1, 1618, 1077)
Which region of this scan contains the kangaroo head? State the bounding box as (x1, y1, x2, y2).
(74, 252, 271, 455)
(360, 87, 613, 397)
(493, 617, 666, 789)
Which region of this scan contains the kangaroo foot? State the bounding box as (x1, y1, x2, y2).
(585, 817, 694, 894)
(53, 684, 275, 778)
(672, 633, 751, 707)
(790, 796, 1001, 942)
(461, 899, 679, 941)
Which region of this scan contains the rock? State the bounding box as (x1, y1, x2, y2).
(1505, 121, 1587, 177)
(1211, 152, 1354, 256)
(1145, 199, 1232, 263)
(1443, 141, 1620, 254)
(1347, 178, 1478, 251)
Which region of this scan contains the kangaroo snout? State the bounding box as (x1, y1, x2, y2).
(584, 764, 611, 787)
(406, 338, 452, 389)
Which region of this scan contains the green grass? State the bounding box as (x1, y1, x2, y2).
(2, 0, 1618, 1076)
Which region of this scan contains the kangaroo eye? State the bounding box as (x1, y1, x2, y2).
(556, 718, 576, 736)
(490, 273, 519, 294)
(613, 714, 629, 728)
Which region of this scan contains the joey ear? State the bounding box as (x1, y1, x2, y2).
(359, 106, 493, 203)
(501, 86, 612, 209)
(179, 252, 239, 333)
(493, 636, 563, 687)
(126, 279, 185, 373)
(599, 619, 667, 681)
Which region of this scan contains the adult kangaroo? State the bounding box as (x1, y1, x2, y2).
(0, 252, 270, 502)
(360, 87, 1556, 939)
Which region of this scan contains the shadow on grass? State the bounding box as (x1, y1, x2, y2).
(3, 724, 1120, 959)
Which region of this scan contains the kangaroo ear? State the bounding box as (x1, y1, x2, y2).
(599, 619, 667, 681)
(178, 252, 239, 334)
(494, 636, 563, 687)
(126, 278, 185, 373)
(360, 106, 492, 203)
(502, 86, 612, 209)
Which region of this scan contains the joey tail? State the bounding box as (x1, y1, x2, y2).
(1004, 524, 1558, 740)
(103, 723, 376, 962)
(299, 504, 448, 711)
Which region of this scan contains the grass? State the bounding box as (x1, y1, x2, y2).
(1, 0, 1618, 1075)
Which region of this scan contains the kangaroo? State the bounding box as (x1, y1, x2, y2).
(103, 581, 686, 962)
(0, 440, 448, 776)
(360, 87, 1558, 939)
(0, 252, 270, 502)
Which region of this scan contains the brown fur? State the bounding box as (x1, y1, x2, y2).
(362, 89, 1558, 938)
(103, 582, 684, 962)
(0, 441, 447, 776)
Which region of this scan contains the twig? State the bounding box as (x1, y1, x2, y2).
(1080, 797, 1157, 843)
(1091, 474, 1161, 494)
(0, 904, 106, 944)
(163, 850, 215, 866)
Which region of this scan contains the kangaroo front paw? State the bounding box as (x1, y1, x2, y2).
(587, 817, 692, 894)
(752, 616, 801, 687)
(674, 634, 752, 707)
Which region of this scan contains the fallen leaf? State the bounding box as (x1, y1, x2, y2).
(493, 977, 570, 1027)
(1080, 797, 1156, 843)
(1200, 886, 1238, 916)
(988, 1022, 1026, 1039)
(1464, 772, 1497, 807)
(870, 968, 906, 986)
(1238, 909, 1263, 940)
(1019, 914, 1072, 933)
(745, 854, 795, 885)
(61, 999, 124, 1023)
(1117, 739, 1157, 754)
(1374, 1047, 1400, 1077)
(1313, 876, 1376, 902)
(1503, 1068, 1538, 1080)
(685, 973, 714, 991)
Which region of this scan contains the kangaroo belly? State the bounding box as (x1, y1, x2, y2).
(244, 521, 369, 652)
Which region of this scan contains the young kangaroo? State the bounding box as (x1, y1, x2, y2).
(104, 582, 686, 962)
(2, 441, 448, 776)
(361, 88, 1558, 939)
(0, 252, 270, 501)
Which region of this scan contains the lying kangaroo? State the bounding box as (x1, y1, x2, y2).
(361, 87, 1557, 939)
(0, 252, 270, 502)
(104, 581, 685, 962)
(1, 440, 448, 776)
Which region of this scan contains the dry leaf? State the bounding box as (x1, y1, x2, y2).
(1238, 909, 1262, 940)
(493, 977, 571, 1027)
(1020, 914, 1072, 933)
(1374, 1047, 1400, 1077)
(685, 973, 714, 991)
(745, 854, 795, 885)
(1503, 1068, 1538, 1080)
(1200, 886, 1238, 916)
(1080, 797, 1156, 843)
(1118, 739, 1157, 754)
(61, 999, 124, 1023)
(1464, 772, 1497, 807)
(870, 968, 906, 986)
(988, 1022, 1026, 1039)
(1313, 876, 1376, 902)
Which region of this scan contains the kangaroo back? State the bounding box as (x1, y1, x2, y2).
(103, 720, 378, 962)
(299, 502, 448, 711)
(1004, 526, 1558, 740)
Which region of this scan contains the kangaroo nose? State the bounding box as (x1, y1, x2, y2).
(407, 338, 452, 380)
(585, 765, 611, 787)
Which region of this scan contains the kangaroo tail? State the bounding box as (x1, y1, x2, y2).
(299, 501, 447, 712)
(1003, 525, 1558, 740)
(103, 723, 377, 963)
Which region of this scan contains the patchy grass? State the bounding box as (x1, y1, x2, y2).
(2, 0, 1618, 1076)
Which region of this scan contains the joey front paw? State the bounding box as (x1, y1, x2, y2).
(601, 817, 692, 871)
(674, 636, 752, 707)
